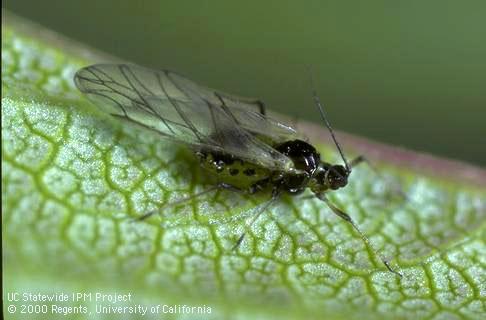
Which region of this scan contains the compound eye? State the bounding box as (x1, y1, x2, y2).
(329, 165, 348, 190)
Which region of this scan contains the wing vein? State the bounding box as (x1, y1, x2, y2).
(75, 63, 296, 171)
(158, 71, 205, 143)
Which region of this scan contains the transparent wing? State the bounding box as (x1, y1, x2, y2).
(74, 63, 295, 171)
(165, 73, 299, 142)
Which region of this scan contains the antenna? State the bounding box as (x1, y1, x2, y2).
(308, 70, 351, 172)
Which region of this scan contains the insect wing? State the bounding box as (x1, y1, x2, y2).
(74, 64, 294, 170)
(218, 104, 298, 143)
(164, 71, 299, 142)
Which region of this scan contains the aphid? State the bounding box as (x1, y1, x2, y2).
(74, 63, 402, 277)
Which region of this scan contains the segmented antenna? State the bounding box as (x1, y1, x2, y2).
(308, 72, 351, 172)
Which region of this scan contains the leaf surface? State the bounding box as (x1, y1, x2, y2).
(2, 14, 485, 320)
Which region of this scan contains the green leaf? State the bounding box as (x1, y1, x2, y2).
(3, 13, 485, 320)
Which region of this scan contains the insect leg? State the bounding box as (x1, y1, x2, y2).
(350, 155, 407, 200)
(254, 100, 266, 116)
(215, 92, 267, 116)
(227, 95, 266, 116)
(316, 193, 403, 278)
(135, 183, 243, 221)
(232, 188, 281, 250)
(349, 155, 366, 169)
(216, 182, 244, 193)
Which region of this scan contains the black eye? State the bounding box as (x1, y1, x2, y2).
(329, 165, 348, 190)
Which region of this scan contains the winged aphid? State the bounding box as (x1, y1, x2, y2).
(74, 64, 402, 277)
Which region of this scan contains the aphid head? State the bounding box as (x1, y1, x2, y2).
(326, 165, 349, 190)
(311, 164, 349, 193)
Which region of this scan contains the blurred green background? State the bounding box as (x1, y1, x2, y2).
(3, 0, 485, 166)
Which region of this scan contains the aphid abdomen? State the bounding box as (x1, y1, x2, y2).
(197, 151, 270, 189)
